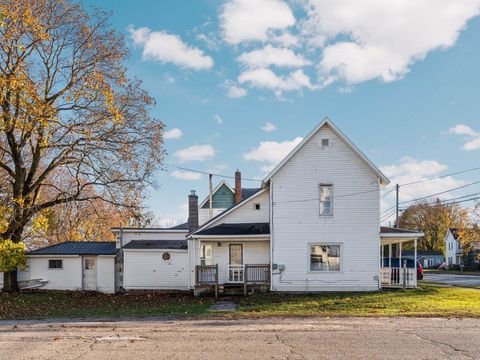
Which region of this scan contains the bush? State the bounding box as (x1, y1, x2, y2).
(0, 240, 27, 272)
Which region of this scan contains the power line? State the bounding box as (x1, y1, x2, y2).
(166, 164, 262, 182)
(400, 165, 480, 187)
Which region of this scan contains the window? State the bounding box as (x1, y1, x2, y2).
(321, 138, 330, 147)
(162, 252, 171, 262)
(48, 259, 63, 269)
(84, 259, 96, 270)
(253, 203, 261, 211)
(310, 244, 341, 272)
(319, 185, 333, 216)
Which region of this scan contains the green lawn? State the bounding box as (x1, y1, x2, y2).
(1, 285, 480, 320)
(233, 285, 480, 318)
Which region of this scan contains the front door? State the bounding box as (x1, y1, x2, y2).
(229, 244, 243, 282)
(83, 257, 97, 291)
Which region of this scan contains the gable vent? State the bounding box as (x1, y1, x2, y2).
(321, 138, 330, 147)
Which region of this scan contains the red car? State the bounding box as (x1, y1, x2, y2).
(417, 261, 423, 280)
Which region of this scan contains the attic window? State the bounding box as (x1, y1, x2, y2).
(321, 139, 330, 147)
(254, 203, 261, 211)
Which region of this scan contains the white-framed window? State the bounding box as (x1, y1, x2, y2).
(200, 244, 213, 266)
(48, 259, 63, 269)
(162, 252, 171, 262)
(319, 184, 333, 216)
(84, 258, 96, 270)
(253, 203, 261, 211)
(310, 244, 341, 272)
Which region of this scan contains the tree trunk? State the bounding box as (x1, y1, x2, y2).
(3, 271, 19, 292)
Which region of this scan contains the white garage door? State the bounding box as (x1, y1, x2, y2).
(124, 250, 189, 290)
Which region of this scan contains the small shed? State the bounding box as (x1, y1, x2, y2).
(123, 240, 190, 291)
(20, 241, 119, 293)
(402, 250, 444, 268)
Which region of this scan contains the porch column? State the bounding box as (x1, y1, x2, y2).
(388, 244, 392, 268)
(414, 238, 417, 287)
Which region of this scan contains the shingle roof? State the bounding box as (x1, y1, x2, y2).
(28, 242, 118, 256)
(380, 227, 422, 234)
(241, 188, 261, 200)
(123, 240, 188, 250)
(195, 223, 270, 236)
(169, 222, 189, 230)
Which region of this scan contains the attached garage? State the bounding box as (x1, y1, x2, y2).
(123, 240, 189, 291)
(0, 242, 119, 293)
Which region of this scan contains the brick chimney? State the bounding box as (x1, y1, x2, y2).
(188, 190, 199, 232)
(234, 170, 242, 204)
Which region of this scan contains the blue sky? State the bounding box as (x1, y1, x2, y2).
(86, 0, 480, 225)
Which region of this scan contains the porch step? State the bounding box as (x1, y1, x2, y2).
(219, 284, 244, 295)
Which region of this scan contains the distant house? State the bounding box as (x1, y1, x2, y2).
(402, 250, 444, 268)
(445, 228, 480, 267)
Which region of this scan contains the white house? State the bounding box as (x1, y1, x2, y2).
(445, 228, 462, 266)
(2, 118, 424, 294)
(189, 118, 423, 293)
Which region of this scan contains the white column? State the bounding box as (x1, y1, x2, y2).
(414, 238, 418, 288)
(388, 244, 392, 268)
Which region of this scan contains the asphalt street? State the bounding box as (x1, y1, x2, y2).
(423, 272, 480, 287)
(0, 317, 479, 359)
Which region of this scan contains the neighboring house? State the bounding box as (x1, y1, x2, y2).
(402, 250, 444, 268)
(0, 242, 118, 293)
(1, 118, 424, 294)
(446, 228, 463, 266)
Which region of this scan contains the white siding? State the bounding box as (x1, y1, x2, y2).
(96, 256, 116, 294)
(29, 257, 83, 291)
(117, 230, 187, 246)
(203, 190, 269, 227)
(197, 240, 269, 284)
(270, 124, 381, 292)
(199, 208, 226, 225)
(445, 231, 460, 266)
(124, 250, 189, 290)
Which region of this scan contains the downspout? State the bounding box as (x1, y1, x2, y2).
(269, 179, 274, 292)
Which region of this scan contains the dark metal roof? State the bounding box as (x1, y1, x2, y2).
(380, 227, 422, 234)
(28, 242, 118, 256)
(123, 240, 188, 250)
(241, 188, 261, 200)
(169, 222, 189, 230)
(195, 223, 270, 236)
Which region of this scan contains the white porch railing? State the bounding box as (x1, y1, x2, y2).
(228, 265, 244, 283)
(381, 267, 416, 288)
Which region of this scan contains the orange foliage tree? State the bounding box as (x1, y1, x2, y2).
(0, 0, 164, 291)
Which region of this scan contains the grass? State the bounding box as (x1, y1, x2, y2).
(232, 285, 480, 318)
(2, 285, 480, 320)
(424, 269, 480, 276)
(0, 290, 213, 320)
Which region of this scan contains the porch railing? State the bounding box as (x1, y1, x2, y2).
(228, 265, 244, 283)
(244, 264, 270, 295)
(196, 264, 219, 298)
(381, 267, 416, 288)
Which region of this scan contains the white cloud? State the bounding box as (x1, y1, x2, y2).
(156, 203, 188, 228)
(227, 85, 247, 98)
(220, 0, 295, 44)
(171, 170, 202, 181)
(129, 26, 213, 70)
(174, 145, 215, 163)
(237, 45, 311, 68)
(380, 157, 466, 213)
(164, 128, 183, 140)
(449, 124, 480, 150)
(261, 122, 277, 132)
(238, 68, 316, 94)
(303, 0, 480, 84)
(243, 137, 303, 171)
(214, 115, 223, 124)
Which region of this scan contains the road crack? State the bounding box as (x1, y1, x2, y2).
(408, 331, 474, 359)
(274, 333, 305, 360)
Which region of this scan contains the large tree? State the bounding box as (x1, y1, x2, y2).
(399, 199, 469, 251)
(0, 0, 164, 291)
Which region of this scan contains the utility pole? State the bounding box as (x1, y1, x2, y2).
(209, 173, 213, 220)
(395, 184, 400, 228)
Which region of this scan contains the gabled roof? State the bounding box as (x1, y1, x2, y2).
(190, 187, 267, 237)
(123, 240, 187, 250)
(199, 180, 234, 208)
(380, 227, 422, 234)
(195, 223, 270, 236)
(28, 241, 118, 256)
(262, 117, 390, 186)
(449, 228, 462, 240)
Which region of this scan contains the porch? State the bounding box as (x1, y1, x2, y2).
(380, 227, 424, 289)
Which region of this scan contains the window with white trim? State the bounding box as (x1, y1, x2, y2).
(310, 244, 341, 272)
(319, 184, 333, 216)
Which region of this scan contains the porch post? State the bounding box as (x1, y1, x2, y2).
(388, 244, 392, 268)
(400, 242, 406, 290)
(414, 238, 418, 288)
